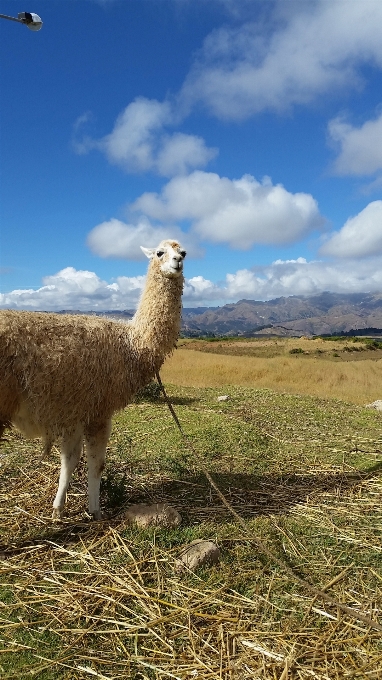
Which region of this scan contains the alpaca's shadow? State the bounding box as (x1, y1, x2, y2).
(126, 460, 382, 523)
(1, 461, 380, 557)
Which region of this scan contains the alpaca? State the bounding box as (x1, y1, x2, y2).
(0, 239, 186, 519)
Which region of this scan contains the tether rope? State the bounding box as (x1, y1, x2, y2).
(155, 370, 382, 633)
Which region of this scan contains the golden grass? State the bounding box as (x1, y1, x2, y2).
(2, 513, 381, 679)
(178, 336, 374, 356)
(162, 349, 382, 404)
(178, 337, 358, 353)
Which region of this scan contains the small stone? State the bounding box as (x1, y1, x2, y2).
(176, 540, 220, 572)
(365, 400, 382, 411)
(125, 503, 181, 528)
(217, 395, 230, 402)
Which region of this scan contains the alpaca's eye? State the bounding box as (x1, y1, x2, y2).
(180, 250, 186, 258)
(156, 250, 164, 257)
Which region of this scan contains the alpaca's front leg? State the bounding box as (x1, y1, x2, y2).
(53, 426, 83, 519)
(85, 420, 112, 520)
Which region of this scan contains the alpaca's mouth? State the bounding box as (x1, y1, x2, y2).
(163, 263, 183, 277)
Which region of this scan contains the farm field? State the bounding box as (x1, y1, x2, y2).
(162, 336, 382, 404)
(0, 342, 382, 678)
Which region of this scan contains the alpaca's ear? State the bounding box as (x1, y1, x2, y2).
(140, 246, 155, 259)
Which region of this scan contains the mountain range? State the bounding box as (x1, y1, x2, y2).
(181, 292, 382, 337)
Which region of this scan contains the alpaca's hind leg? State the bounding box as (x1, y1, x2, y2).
(52, 426, 83, 519)
(85, 420, 112, 520)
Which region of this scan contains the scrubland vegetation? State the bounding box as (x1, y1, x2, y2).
(1, 337, 381, 678)
(164, 336, 382, 404)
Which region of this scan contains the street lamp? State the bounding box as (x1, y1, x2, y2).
(0, 11, 43, 31)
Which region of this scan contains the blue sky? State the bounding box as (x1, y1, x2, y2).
(1, 0, 382, 310)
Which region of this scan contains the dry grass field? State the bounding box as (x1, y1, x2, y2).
(162, 337, 382, 404)
(1, 336, 382, 679)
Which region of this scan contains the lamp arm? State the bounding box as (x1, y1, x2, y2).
(0, 13, 23, 23)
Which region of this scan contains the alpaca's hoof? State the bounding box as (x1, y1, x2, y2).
(52, 507, 63, 520)
(90, 510, 102, 521)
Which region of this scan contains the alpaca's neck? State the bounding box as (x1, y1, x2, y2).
(130, 266, 183, 370)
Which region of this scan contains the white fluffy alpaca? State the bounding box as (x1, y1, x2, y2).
(0, 240, 186, 519)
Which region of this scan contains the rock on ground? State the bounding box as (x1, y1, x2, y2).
(125, 503, 181, 528)
(176, 540, 220, 572)
(365, 400, 382, 411)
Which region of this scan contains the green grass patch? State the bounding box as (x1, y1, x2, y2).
(1, 385, 381, 678)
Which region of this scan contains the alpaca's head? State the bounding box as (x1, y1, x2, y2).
(140, 239, 186, 278)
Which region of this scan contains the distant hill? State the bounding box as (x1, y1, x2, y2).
(181, 292, 382, 337)
(58, 292, 382, 337)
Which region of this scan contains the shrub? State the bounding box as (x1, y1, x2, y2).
(100, 469, 129, 510)
(320, 336, 346, 342)
(134, 381, 162, 402)
(204, 336, 230, 342)
(364, 340, 380, 350)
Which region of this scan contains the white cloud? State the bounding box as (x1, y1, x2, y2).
(221, 262, 321, 301)
(0, 268, 145, 311)
(101, 98, 170, 171)
(238, 256, 382, 299)
(320, 201, 382, 258)
(88, 218, 175, 260)
(329, 112, 382, 176)
(155, 132, 215, 177)
(4, 256, 382, 311)
(132, 171, 323, 249)
(75, 97, 217, 177)
(184, 275, 222, 302)
(180, 1, 382, 120)
(184, 256, 382, 304)
(87, 217, 201, 259)
(73, 111, 93, 136)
